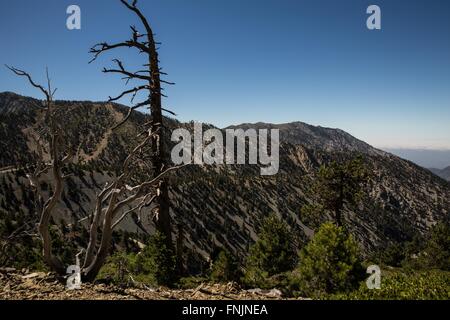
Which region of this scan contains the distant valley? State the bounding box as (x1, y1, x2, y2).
(429, 167, 450, 182)
(384, 148, 450, 172)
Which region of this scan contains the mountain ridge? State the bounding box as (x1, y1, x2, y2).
(0, 91, 449, 269)
(227, 121, 386, 156)
(429, 166, 450, 181)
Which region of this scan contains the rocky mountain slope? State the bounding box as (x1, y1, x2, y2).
(227, 122, 385, 156)
(1, 92, 449, 271)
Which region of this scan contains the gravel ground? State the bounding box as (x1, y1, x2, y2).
(0, 268, 286, 300)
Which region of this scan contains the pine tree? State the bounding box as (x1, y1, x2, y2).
(135, 232, 177, 286)
(210, 250, 240, 283)
(295, 222, 363, 296)
(423, 221, 450, 270)
(314, 156, 369, 226)
(243, 214, 297, 287)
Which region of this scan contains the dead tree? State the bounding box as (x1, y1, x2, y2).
(5, 0, 183, 282)
(80, 155, 183, 281)
(82, 0, 186, 281)
(5, 65, 73, 275)
(89, 0, 176, 256)
(5, 65, 182, 281)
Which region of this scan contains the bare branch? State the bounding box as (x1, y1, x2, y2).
(89, 41, 149, 64)
(108, 85, 149, 102)
(103, 59, 151, 82)
(112, 99, 150, 131)
(5, 65, 50, 100)
(111, 203, 141, 230)
(162, 107, 177, 116)
(7, 65, 68, 275)
(131, 163, 188, 192)
(160, 79, 175, 85)
(83, 0, 180, 281)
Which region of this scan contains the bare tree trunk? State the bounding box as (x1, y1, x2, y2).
(83, 0, 183, 281)
(142, 0, 173, 251)
(39, 148, 65, 275)
(82, 182, 114, 270)
(89, 0, 176, 251)
(6, 65, 68, 276)
(81, 166, 183, 281)
(83, 191, 120, 281)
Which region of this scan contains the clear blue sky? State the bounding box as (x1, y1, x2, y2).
(1, 0, 450, 149)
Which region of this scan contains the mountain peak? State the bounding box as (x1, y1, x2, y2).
(227, 121, 385, 155)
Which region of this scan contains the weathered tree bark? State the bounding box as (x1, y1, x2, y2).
(39, 145, 65, 275)
(82, 184, 110, 270)
(88, 0, 177, 261)
(81, 165, 182, 281)
(6, 66, 68, 275)
(122, 0, 174, 251)
(6, 1, 183, 280)
(82, 189, 120, 281)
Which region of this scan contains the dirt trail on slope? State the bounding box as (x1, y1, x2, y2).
(82, 104, 124, 162)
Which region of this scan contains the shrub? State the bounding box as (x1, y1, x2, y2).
(331, 270, 450, 300)
(423, 222, 450, 270)
(135, 231, 177, 286)
(294, 222, 364, 297)
(243, 214, 297, 288)
(402, 221, 450, 271)
(97, 232, 177, 287)
(210, 250, 240, 283)
(374, 242, 406, 267)
(97, 251, 137, 286)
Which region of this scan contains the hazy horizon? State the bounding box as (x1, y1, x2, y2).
(382, 148, 450, 170)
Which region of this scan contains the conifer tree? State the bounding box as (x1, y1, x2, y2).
(244, 214, 297, 286)
(295, 222, 363, 296)
(314, 156, 369, 226)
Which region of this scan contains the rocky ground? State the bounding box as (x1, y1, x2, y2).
(0, 268, 285, 300)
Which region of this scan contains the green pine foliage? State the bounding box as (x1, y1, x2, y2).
(97, 232, 177, 287)
(293, 222, 364, 296)
(314, 156, 369, 226)
(331, 269, 450, 300)
(209, 250, 240, 283)
(135, 231, 177, 286)
(243, 214, 297, 288)
(375, 220, 450, 271)
(97, 251, 137, 286)
(422, 221, 450, 270)
(375, 242, 407, 268)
